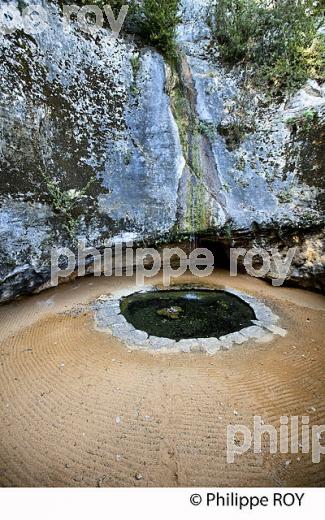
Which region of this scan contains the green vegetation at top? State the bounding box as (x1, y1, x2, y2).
(134, 0, 181, 61)
(211, 0, 325, 96)
(70, 0, 181, 61)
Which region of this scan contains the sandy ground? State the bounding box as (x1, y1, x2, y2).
(0, 270, 324, 487)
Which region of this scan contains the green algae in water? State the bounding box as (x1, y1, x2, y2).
(120, 289, 256, 341)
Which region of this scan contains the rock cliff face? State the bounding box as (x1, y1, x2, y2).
(0, 0, 324, 302)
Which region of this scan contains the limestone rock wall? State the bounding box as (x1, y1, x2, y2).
(0, 0, 324, 301)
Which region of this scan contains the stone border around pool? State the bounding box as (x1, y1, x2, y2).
(93, 286, 287, 354)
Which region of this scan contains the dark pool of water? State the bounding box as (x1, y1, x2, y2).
(120, 289, 255, 341)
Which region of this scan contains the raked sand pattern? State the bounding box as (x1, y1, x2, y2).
(0, 272, 324, 487)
